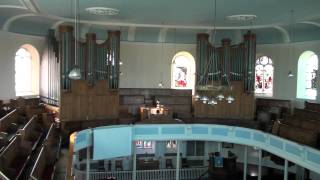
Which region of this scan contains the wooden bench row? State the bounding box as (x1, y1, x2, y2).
(29, 123, 61, 180)
(0, 115, 46, 179)
(272, 120, 319, 148)
(0, 109, 27, 152)
(271, 108, 320, 149)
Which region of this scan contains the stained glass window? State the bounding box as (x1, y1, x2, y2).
(255, 56, 274, 96)
(305, 54, 318, 98)
(173, 56, 188, 87)
(135, 141, 153, 149)
(297, 51, 318, 100)
(171, 52, 196, 94)
(15, 48, 33, 96)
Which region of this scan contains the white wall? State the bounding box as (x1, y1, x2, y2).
(119, 42, 196, 89)
(0, 30, 319, 108)
(0, 30, 45, 101)
(119, 40, 320, 108)
(257, 41, 320, 108)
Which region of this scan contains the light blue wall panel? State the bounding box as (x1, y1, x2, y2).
(93, 127, 132, 160)
(74, 129, 92, 151)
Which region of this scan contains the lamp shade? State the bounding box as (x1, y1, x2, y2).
(68, 67, 81, 80)
(288, 71, 294, 77)
(226, 95, 235, 103)
(216, 94, 225, 101)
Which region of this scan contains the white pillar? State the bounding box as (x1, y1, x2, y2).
(243, 146, 248, 180)
(258, 149, 262, 180)
(295, 165, 304, 180)
(176, 140, 181, 180)
(86, 129, 92, 180)
(284, 159, 288, 180)
(132, 141, 137, 180)
(217, 142, 222, 153)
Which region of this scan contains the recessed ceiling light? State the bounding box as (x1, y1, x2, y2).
(225, 14, 257, 22)
(86, 7, 119, 16)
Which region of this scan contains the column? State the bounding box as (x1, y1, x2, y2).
(243, 146, 248, 180)
(86, 129, 92, 180)
(295, 165, 304, 180)
(284, 159, 288, 180)
(258, 149, 262, 180)
(132, 141, 137, 180)
(176, 140, 181, 180)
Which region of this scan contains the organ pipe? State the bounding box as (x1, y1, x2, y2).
(196, 31, 256, 93)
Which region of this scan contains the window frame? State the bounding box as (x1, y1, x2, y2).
(254, 56, 274, 97)
(297, 51, 319, 100)
(14, 44, 40, 97)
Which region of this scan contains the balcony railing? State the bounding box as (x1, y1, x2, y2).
(74, 167, 208, 180)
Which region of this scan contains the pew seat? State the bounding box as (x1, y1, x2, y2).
(0, 136, 33, 179)
(30, 145, 58, 180)
(272, 121, 318, 147)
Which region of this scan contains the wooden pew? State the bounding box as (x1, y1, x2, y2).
(294, 108, 320, 121)
(29, 146, 56, 180)
(272, 120, 318, 147)
(0, 109, 26, 142)
(44, 123, 61, 159)
(29, 124, 61, 180)
(0, 135, 33, 179)
(305, 101, 320, 113)
(18, 115, 44, 151)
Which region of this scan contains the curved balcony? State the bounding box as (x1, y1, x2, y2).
(72, 124, 320, 180)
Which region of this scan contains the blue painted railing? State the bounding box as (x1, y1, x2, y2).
(74, 124, 320, 173)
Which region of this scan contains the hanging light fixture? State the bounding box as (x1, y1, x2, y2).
(69, 0, 81, 80)
(157, 22, 165, 88)
(288, 10, 295, 78)
(288, 70, 294, 77)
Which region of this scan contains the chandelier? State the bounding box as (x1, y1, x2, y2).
(194, 0, 235, 106)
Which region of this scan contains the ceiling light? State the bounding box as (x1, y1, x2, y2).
(225, 14, 257, 22)
(86, 7, 119, 16)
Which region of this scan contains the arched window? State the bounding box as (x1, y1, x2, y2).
(297, 51, 318, 100)
(254, 56, 274, 96)
(15, 45, 39, 96)
(171, 51, 195, 94)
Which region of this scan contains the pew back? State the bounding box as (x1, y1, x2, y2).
(294, 108, 320, 121)
(278, 123, 318, 147)
(0, 109, 19, 132)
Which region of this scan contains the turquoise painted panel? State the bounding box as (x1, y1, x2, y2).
(211, 127, 228, 136)
(134, 127, 159, 135)
(93, 127, 132, 160)
(285, 143, 302, 156)
(192, 126, 208, 134)
(307, 151, 320, 164)
(73, 124, 320, 173)
(253, 132, 266, 143)
(74, 129, 91, 151)
(161, 127, 185, 134)
(235, 130, 251, 139)
(270, 137, 283, 149)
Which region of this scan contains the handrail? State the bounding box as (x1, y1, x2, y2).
(0, 109, 17, 125)
(74, 124, 320, 173)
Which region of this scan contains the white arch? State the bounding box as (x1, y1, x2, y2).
(15, 44, 40, 96)
(297, 51, 318, 100)
(272, 26, 290, 43)
(171, 51, 196, 94)
(2, 13, 37, 31)
(0, 5, 27, 10)
(299, 21, 320, 28)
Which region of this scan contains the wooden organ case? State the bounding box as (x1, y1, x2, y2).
(194, 31, 256, 120)
(40, 25, 120, 129)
